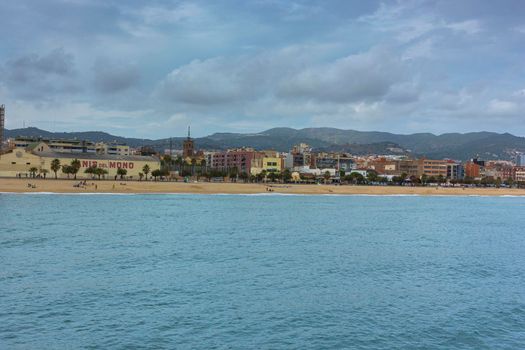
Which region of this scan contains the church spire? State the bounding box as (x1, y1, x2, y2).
(187, 125, 191, 140)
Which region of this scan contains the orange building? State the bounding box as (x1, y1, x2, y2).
(465, 161, 481, 178)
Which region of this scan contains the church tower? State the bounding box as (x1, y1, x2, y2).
(182, 126, 194, 158)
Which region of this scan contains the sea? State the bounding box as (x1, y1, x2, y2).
(0, 193, 524, 349)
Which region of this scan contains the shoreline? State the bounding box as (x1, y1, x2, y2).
(1, 178, 525, 196)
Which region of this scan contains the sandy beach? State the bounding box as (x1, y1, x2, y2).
(1, 178, 524, 196)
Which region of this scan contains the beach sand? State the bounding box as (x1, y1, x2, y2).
(1, 178, 524, 196)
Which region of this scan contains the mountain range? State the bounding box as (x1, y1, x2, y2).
(5, 127, 525, 161)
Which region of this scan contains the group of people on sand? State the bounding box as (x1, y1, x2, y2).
(27, 183, 37, 189)
(73, 180, 97, 190)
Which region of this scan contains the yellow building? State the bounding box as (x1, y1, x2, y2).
(262, 157, 282, 172)
(250, 156, 283, 175)
(0, 146, 160, 179)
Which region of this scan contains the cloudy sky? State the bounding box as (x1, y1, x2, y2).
(1, 0, 525, 138)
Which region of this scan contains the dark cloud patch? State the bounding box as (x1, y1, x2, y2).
(1, 48, 79, 100)
(5, 48, 74, 80)
(93, 59, 140, 93)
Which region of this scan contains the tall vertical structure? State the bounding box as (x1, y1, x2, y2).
(517, 154, 525, 167)
(0, 104, 5, 151)
(183, 126, 194, 158)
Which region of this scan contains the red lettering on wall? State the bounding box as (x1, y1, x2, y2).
(82, 161, 89, 167)
(109, 162, 116, 168)
(129, 162, 134, 169)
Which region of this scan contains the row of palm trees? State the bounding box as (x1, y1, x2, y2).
(161, 155, 207, 176)
(30, 158, 163, 181)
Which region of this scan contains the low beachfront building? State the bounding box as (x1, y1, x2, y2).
(250, 152, 283, 175)
(0, 146, 160, 179)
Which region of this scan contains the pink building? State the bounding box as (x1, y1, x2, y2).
(211, 149, 262, 173)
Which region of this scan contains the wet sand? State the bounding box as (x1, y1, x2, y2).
(1, 178, 524, 196)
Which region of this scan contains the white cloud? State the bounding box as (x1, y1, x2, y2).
(488, 99, 519, 114)
(445, 20, 482, 35)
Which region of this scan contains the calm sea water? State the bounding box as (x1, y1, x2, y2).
(1, 193, 524, 349)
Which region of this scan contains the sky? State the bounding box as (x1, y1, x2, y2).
(1, 0, 525, 138)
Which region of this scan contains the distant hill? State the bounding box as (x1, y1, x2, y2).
(5, 127, 525, 160)
(4, 127, 152, 147)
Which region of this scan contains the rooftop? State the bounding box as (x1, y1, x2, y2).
(32, 150, 158, 162)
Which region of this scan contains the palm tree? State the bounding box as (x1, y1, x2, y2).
(139, 172, 144, 181)
(40, 169, 49, 179)
(50, 159, 61, 179)
(142, 164, 150, 180)
(70, 159, 81, 179)
(29, 167, 38, 178)
(174, 156, 183, 172)
(117, 168, 127, 180)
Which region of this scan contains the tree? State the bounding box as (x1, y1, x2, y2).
(174, 156, 183, 172)
(344, 172, 365, 185)
(191, 158, 197, 176)
(436, 174, 445, 185)
(62, 165, 73, 179)
(162, 154, 172, 167)
(323, 171, 331, 184)
(239, 172, 249, 183)
(481, 176, 495, 187)
(93, 167, 108, 180)
(421, 174, 428, 185)
(268, 171, 279, 183)
(142, 164, 150, 180)
(40, 169, 49, 179)
(70, 159, 81, 180)
(282, 169, 292, 183)
(139, 172, 144, 181)
(29, 167, 38, 178)
(117, 168, 127, 180)
(151, 169, 161, 181)
(229, 167, 239, 182)
(51, 159, 61, 179)
(84, 166, 97, 178)
(259, 170, 267, 183)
